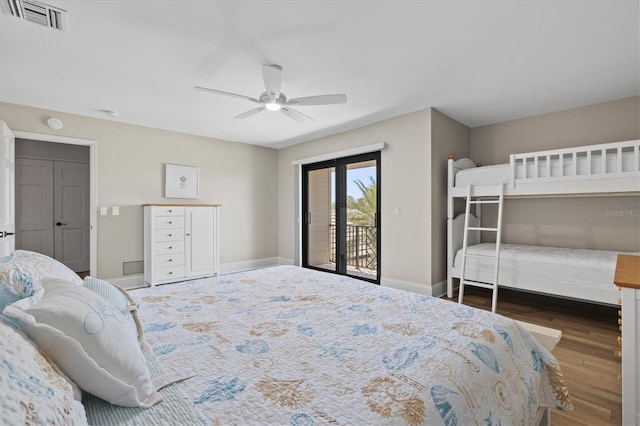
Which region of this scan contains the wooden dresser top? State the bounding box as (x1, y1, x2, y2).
(614, 254, 640, 289)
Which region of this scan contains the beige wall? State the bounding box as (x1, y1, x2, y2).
(430, 110, 470, 284)
(278, 110, 432, 287)
(470, 96, 640, 251)
(0, 102, 279, 279)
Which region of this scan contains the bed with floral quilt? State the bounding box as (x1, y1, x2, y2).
(128, 265, 572, 425)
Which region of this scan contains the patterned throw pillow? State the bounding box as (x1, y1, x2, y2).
(3, 278, 161, 408)
(0, 250, 82, 297)
(0, 284, 23, 328)
(0, 321, 87, 424)
(83, 276, 143, 342)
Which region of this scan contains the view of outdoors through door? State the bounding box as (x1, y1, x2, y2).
(303, 152, 379, 283)
(343, 160, 377, 280)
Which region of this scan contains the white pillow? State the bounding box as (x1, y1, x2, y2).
(83, 276, 143, 341)
(3, 278, 161, 408)
(453, 157, 477, 172)
(0, 321, 87, 425)
(0, 250, 82, 296)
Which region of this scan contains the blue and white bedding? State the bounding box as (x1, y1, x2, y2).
(130, 265, 572, 425)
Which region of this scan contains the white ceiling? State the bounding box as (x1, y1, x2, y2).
(0, 1, 638, 149)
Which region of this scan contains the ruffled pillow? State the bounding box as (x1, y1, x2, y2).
(3, 278, 161, 408)
(0, 250, 82, 297)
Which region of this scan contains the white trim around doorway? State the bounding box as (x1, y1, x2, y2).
(13, 131, 98, 276)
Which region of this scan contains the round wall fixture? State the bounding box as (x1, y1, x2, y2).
(47, 117, 63, 130)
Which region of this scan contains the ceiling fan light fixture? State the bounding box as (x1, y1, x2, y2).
(265, 103, 282, 111)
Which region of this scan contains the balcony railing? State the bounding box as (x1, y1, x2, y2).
(329, 224, 377, 270)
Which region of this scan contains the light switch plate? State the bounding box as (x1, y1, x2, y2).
(100, 207, 108, 216)
(112, 206, 120, 216)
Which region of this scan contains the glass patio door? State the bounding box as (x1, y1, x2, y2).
(302, 151, 380, 283)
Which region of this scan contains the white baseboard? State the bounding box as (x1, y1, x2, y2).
(219, 257, 281, 275)
(107, 274, 146, 290)
(277, 257, 294, 266)
(106, 257, 287, 289)
(430, 279, 448, 298)
(381, 277, 431, 296)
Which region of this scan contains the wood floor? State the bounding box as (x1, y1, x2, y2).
(447, 287, 622, 426)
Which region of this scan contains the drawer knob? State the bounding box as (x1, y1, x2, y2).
(169, 246, 173, 249)
(168, 221, 172, 224)
(168, 234, 172, 237)
(618, 318, 622, 326)
(168, 259, 173, 262)
(168, 210, 173, 213)
(618, 309, 622, 317)
(186, 233, 191, 236)
(616, 350, 622, 358)
(617, 336, 622, 346)
(168, 272, 173, 275)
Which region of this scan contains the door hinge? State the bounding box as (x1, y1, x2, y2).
(305, 212, 311, 225)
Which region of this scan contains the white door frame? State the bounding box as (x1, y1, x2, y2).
(13, 131, 97, 276)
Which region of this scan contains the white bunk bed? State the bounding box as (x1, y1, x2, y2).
(447, 139, 640, 305)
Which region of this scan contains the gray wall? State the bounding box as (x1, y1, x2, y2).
(1, 102, 279, 279)
(430, 110, 470, 284)
(470, 96, 640, 251)
(16, 139, 90, 163)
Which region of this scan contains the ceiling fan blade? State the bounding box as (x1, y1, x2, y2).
(194, 86, 261, 103)
(262, 64, 282, 102)
(234, 107, 265, 119)
(286, 94, 347, 106)
(281, 107, 314, 123)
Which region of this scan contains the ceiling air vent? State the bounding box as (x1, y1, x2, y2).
(2, 0, 67, 32)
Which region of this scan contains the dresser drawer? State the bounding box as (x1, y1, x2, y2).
(154, 241, 184, 255)
(155, 265, 186, 282)
(153, 229, 184, 242)
(153, 216, 185, 230)
(152, 206, 184, 216)
(155, 253, 185, 268)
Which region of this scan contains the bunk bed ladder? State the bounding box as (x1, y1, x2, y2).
(458, 184, 504, 313)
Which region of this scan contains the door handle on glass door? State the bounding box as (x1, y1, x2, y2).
(56, 222, 68, 226)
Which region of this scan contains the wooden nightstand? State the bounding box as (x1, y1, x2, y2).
(614, 254, 640, 426)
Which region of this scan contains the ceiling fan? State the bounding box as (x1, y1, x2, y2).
(194, 64, 347, 123)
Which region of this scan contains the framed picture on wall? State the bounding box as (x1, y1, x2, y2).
(165, 164, 199, 199)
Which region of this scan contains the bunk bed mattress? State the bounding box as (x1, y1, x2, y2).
(454, 243, 620, 291)
(124, 265, 572, 425)
(455, 163, 511, 186)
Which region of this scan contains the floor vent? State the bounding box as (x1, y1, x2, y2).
(2, 0, 67, 32)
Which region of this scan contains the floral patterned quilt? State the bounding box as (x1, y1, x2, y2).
(131, 266, 572, 425)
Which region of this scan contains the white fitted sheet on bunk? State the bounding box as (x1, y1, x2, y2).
(453, 243, 620, 291)
(455, 150, 637, 187)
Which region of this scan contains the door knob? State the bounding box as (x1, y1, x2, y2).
(55, 222, 68, 226)
(1, 231, 14, 237)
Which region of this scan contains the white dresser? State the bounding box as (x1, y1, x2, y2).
(144, 204, 220, 286)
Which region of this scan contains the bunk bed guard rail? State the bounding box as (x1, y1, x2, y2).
(509, 139, 640, 186)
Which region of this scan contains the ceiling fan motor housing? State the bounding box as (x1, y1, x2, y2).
(260, 92, 287, 105)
